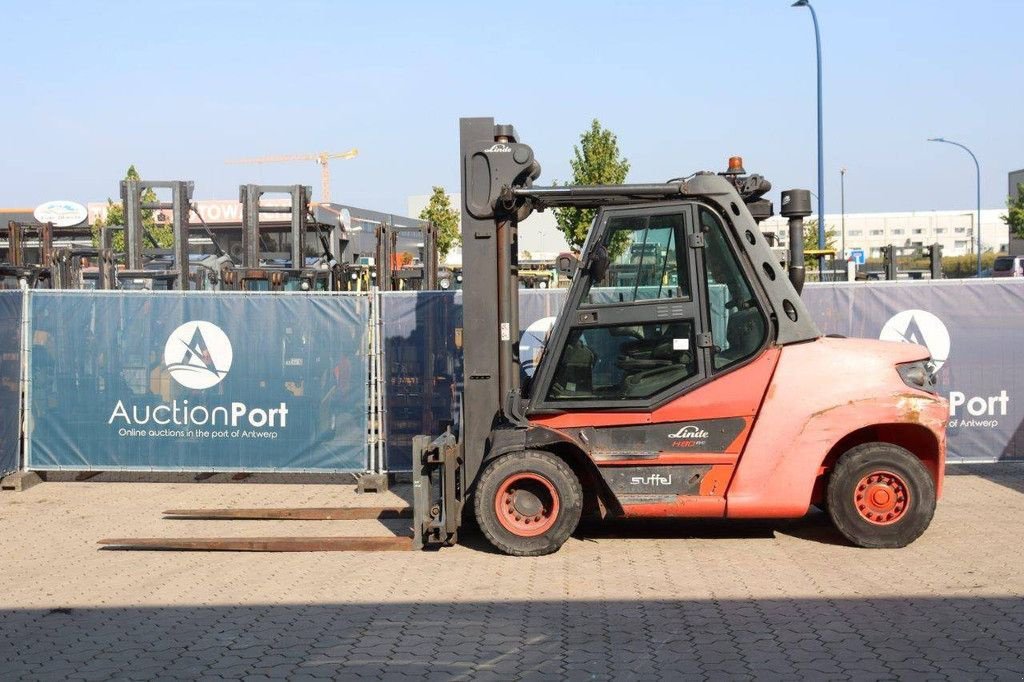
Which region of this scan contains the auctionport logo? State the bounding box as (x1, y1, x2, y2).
(879, 309, 950, 373)
(164, 321, 233, 390)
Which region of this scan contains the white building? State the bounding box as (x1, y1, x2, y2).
(761, 208, 1008, 260)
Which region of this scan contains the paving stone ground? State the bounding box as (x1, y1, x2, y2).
(1, 464, 1022, 680)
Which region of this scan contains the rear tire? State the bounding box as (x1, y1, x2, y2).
(474, 450, 582, 557)
(827, 442, 936, 548)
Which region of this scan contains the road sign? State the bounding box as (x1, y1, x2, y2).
(848, 248, 866, 265)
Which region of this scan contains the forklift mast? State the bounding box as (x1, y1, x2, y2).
(120, 179, 194, 290)
(459, 118, 542, 488)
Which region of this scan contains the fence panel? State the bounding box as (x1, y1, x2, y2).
(0, 291, 21, 476)
(804, 280, 1023, 462)
(381, 291, 462, 471)
(382, 282, 1023, 467)
(27, 291, 369, 472)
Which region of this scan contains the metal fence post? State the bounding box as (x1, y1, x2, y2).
(366, 287, 377, 474)
(20, 287, 31, 471)
(376, 287, 387, 473)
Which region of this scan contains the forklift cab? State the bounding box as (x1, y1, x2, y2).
(528, 204, 766, 407)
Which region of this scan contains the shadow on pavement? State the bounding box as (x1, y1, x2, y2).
(2, 596, 1021, 679)
(946, 462, 1024, 496)
(579, 510, 848, 546)
(456, 508, 848, 555)
(37, 471, 363, 486)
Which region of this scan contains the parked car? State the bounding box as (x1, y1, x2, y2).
(992, 256, 1024, 278)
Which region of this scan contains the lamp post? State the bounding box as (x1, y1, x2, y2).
(928, 137, 981, 276)
(840, 167, 846, 259)
(792, 0, 825, 277)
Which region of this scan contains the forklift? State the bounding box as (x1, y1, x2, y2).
(412, 118, 948, 555)
(102, 118, 948, 555)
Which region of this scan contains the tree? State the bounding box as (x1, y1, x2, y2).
(802, 219, 838, 267)
(91, 165, 173, 251)
(1003, 183, 1024, 240)
(553, 120, 631, 250)
(418, 186, 460, 259)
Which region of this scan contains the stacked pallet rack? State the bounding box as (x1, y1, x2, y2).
(222, 184, 336, 292)
(0, 221, 53, 288)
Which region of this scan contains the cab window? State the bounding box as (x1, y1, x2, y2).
(700, 207, 767, 370)
(582, 213, 689, 305)
(545, 320, 698, 402)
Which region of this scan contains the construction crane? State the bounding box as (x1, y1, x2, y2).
(225, 149, 358, 204)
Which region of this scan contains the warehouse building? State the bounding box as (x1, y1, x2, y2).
(761, 208, 1009, 260)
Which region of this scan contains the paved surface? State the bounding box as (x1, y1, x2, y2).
(1, 465, 1023, 680)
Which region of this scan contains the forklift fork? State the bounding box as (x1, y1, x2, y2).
(98, 432, 463, 553)
(413, 430, 463, 549)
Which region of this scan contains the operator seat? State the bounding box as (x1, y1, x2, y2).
(549, 340, 596, 398)
(717, 305, 763, 364)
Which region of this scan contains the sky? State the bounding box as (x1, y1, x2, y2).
(1, 0, 1021, 218)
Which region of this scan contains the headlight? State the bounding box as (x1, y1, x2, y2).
(897, 361, 937, 394)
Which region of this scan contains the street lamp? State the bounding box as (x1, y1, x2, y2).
(928, 137, 981, 276)
(792, 0, 825, 276)
(840, 167, 846, 259)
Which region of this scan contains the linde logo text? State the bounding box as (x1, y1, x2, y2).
(484, 143, 512, 153)
(667, 425, 709, 439)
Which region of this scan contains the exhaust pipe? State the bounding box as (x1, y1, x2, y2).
(780, 189, 812, 294)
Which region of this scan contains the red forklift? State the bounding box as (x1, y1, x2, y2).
(102, 117, 947, 556)
(412, 117, 947, 556)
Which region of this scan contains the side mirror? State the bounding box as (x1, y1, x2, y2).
(556, 252, 579, 278)
(587, 244, 610, 282)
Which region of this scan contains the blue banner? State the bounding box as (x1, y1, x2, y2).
(382, 283, 1024, 468)
(27, 291, 368, 472)
(802, 280, 1024, 463)
(381, 291, 462, 471)
(0, 291, 21, 476)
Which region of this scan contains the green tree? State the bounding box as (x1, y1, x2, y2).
(91, 165, 173, 251)
(802, 219, 838, 267)
(553, 119, 631, 250)
(1002, 183, 1024, 240)
(418, 186, 461, 259)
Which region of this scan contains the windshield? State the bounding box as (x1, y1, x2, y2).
(993, 257, 1014, 272)
(581, 213, 689, 305)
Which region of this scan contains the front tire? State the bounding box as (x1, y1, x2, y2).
(474, 450, 582, 557)
(827, 442, 936, 548)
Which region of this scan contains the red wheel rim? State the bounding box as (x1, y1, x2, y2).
(494, 472, 560, 537)
(853, 470, 911, 526)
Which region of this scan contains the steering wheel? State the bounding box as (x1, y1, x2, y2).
(725, 297, 756, 311)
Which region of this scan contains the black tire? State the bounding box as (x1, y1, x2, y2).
(827, 442, 936, 548)
(474, 450, 583, 557)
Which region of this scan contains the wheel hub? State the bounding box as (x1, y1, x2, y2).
(854, 471, 910, 525)
(494, 472, 560, 537)
(512, 489, 543, 517)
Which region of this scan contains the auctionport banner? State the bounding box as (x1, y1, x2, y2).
(0, 291, 21, 476)
(26, 291, 368, 472)
(383, 282, 1023, 469)
(803, 280, 1024, 463)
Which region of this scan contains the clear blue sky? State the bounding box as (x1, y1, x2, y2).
(1, 0, 1021, 217)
